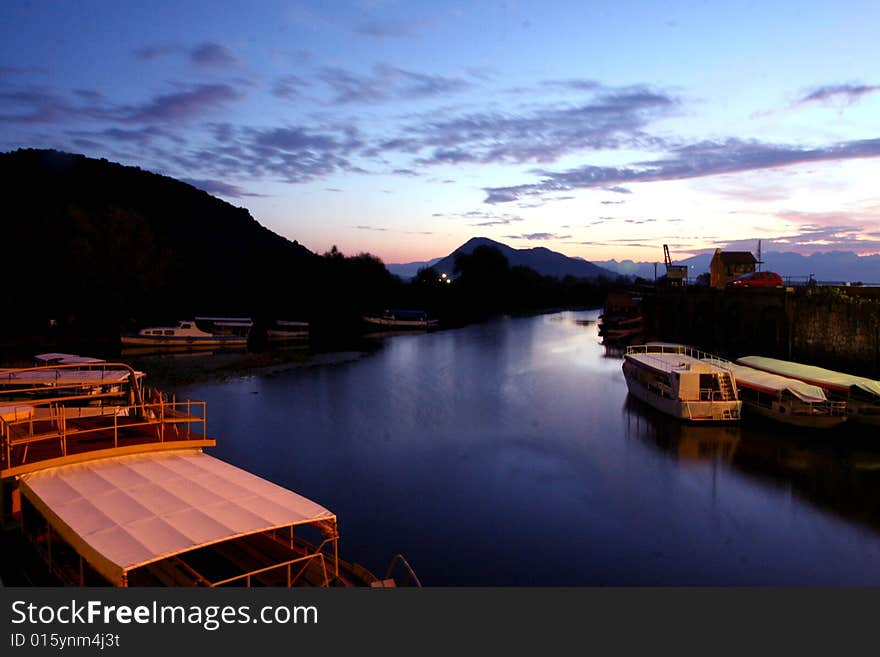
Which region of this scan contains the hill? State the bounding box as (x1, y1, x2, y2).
(386, 257, 442, 279)
(416, 237, 618, 280)
(1, 148, 318, 336)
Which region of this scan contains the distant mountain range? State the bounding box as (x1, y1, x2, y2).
(387, 237, 618, 280)
(389, 241, 880, 284)
(595, 251, 880, 284)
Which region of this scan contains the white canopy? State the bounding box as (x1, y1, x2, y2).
(0, 369, 137, 386)
(724, 362, 827, 402)
(737, 356, 880, 400)
(19, 450, 336, 585)
(34, 353, 107, 365)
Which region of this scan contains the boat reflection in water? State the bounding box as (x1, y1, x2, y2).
(622, 395, 880, 533)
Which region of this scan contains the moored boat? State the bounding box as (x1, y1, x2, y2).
(623, 343, 741, 422)
(266, 319, 310, 342)
(702, 357, 847, 429)
(362, 309, 439, 330)
(120, 319, 248, 348)
(0, 361, 418, 588)
(0, 359, 145, 409)
(736, 356, 880, 426)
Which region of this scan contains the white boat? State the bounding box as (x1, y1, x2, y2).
(362, 309, 439, 330)
(120, 319, 248, 347)
(702, 357, 847, 429)
(622, 343, 741, 422)
(0, 357, 145, 408)
(736, 356, 880, 426)
(33, 352, 106, 366)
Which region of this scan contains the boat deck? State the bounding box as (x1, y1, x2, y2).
(625, 351, 716, 374)
(1, 401, 211, 477)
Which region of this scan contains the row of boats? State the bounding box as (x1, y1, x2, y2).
(0, 355, 420, 588)
(121, 310, 439, 349)
(622, 343, 880, 428)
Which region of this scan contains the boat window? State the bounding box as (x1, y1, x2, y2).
(699, 374, 719, 390)
(164, 330, 174, 336)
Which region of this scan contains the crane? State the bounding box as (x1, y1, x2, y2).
(662, 244, 688, 285)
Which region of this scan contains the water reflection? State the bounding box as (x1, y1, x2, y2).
(623, 395, 880, 534)
(174, 310, 880, 585)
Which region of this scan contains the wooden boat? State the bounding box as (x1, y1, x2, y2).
(737, 356, 880, 426)
(266, 319, 310, 342)
(0, 361, 419, 588)
(362, 309, 439, 330)
(701, 357, 847, 429)
(622, 343, 741, 422)
(120, 319, 248, 348)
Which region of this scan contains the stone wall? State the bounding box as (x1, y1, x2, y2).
(639, 285, 880, 378)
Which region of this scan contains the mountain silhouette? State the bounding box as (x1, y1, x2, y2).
(1, 148, 317, 335)
(395, 237, 618, 280)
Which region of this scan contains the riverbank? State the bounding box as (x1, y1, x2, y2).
(126, 347, 374, 390)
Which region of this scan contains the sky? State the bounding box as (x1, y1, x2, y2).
(2, 0, 880, 265)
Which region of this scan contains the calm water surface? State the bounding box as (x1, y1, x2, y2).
(176, 310, 880, 585)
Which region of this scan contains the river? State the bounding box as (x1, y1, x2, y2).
(171, 309, 880, 585)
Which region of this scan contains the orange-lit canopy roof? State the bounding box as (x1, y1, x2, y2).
(19, 450, 336, 585)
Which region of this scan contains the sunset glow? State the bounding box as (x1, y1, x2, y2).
(3, 1, 879, 264)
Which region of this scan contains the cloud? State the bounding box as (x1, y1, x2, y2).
(354, 225, 389, 231)
(483, 137, 880, 203)
(68, 125, 178, 146)
(318, 64, 470, 104)
(272, 75, 311, 99)
(541, 79, 602, 93)
(456, 210, 523, 226)
(0, 85, 76, 123)
(601, 200, 625, 205)
(408, 86, 676, 165)
(472, 218, 524, 226)
(797, 83, 880, 106)
(0, 81, 245, 132)
(180, 177, 263, 198)
(190, 43, 239, 68)
(204, 125, 363, 183)
(0, 65, 46, 78)
(355, 19, 434, 38)
(504, 233, 571, 240)
(132, 45, 180, 60)
(133, 42, 239, 68)
(113, 84, 243, 123)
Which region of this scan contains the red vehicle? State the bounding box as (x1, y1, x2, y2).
(727, 271, 784, 288)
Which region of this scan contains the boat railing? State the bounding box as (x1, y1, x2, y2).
(1, 397, 209, 477)
(626, 343, 731, 366)
(699, 389, 731, 401)
(210, 551, 332, 588)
